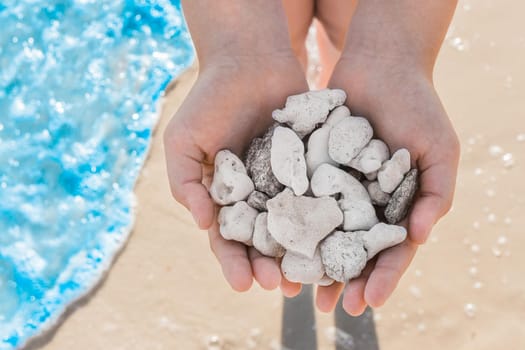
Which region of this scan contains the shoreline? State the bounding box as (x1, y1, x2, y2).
(38, 0, 525, 347)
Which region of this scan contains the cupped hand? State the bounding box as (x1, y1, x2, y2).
(320, 57, 460, 315)
(163, 54, 309, 295)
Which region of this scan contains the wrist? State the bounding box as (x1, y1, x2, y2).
(329, 57, 435, 112)
(339, 42, 434, 82)
(198, 45, 297, 73)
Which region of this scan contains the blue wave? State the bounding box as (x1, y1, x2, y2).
(0, 1, 194, 348)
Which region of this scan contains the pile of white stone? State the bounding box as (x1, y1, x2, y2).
(209, 89, 418, 286)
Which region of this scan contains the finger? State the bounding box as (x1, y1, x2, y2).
(364, 239, 418, 308)
(208, 225, 253, 292)
(164, 132, 215, 229)
(342, 261, 375, 316)
(409, 161, 457, 244)
(315, 282, 344, 313)
(280, 269, 303, 298)
(248, 248, 281, 290)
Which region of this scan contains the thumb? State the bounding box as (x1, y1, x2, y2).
(409, 161, 457, 244)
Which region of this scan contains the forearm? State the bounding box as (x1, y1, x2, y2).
(341, 0, 457, 76)
(181, 0, 293, 66)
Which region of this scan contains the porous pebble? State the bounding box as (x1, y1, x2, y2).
(207, 89, 418, 286)
(272, 89, 346, 137)
(328, 117, 373, 165)
(209, 150, 254, 205)
(320, 231, 367, 282)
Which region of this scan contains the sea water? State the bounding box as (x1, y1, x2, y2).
(0, 1, 194, 348)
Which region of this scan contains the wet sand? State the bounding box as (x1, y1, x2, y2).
(38, 0, 525, 349)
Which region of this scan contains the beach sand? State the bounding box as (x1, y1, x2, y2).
(37, 0, 525, 348)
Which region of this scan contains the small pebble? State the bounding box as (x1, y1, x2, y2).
(384, 169, 418, 224)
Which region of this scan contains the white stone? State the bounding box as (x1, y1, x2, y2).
(252, 213, 285, 258)
(218, 201, 258, 244)
(267, 188, 343, 259)
(349, 139, 390, 173)
(339, 199, 379, 231)
(320, 231, 367, 282)
(305, 127, 336, 178)
(311, 164, 378, 231)
(377, 148, 411, 193)
(365, 171, 378, 181)
(367, 181, 391, 206)
(310, 164, 370, 201)
(270, 126, 309, 196)
(325, 105, 351, 127)
(328, 117, 373, 165)
(359, 223, 407, 260)
(272, 89, 346, 137)
(305, 106, 351, 178)
(281, 249, 325, 284)
(209, 150, 255, 205)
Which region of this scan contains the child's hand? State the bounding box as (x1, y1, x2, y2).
(164, 54, 309, 294)
(321, 57, 460, 315)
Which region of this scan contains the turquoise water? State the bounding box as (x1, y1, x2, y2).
(0, 1, 194, 348)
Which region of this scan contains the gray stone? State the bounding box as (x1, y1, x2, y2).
(384, 169, 419, 224)
(247, 191, 269, 211)
(245, 124, 284, 197)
